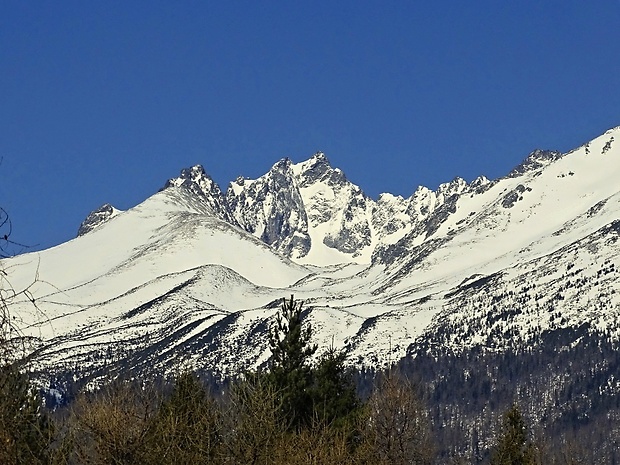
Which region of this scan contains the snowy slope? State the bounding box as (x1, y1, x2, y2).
(199, 151, 487, 266)
(373, 128, 620, 294)
(5, 125, 620, 379)
(6, 186, 309, 375)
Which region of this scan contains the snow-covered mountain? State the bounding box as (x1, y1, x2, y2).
(5, 126, 620, 380)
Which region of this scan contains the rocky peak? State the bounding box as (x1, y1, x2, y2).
(437, 177, 467, 198)
(80, 145, 558, 265)
(164, 165, 233, 222)
(377, 192, 406, 204)
(507, 149, 563, 178)
(295, 152, 347, 188)
(372, 193, 411, 243)
(77, 203, 121, 236)
(271, 157, 293, 173)
(468, 175, 493, 195)
(165, 165, 219, 197)
(164, 165, 236, 224)
(406, 186, 436, 219)
(226, 158, 310, 259)
(470, 175, 490, 186)
(270, 158, 296, 181)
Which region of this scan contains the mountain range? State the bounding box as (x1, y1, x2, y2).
(6, 126, 620, 383)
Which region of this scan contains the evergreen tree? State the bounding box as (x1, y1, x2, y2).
(311, 345, 360, 428)
(146, 371, 221, 464)
(0, 363, 54, 465)
(267, 295, 317, 430)
(490, 404, 536, 465)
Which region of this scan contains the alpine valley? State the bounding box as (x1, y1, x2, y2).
(6, 126, 620, 459)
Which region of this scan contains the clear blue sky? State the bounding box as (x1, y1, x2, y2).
(1, 1, 619, 252)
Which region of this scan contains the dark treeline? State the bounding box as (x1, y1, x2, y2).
(3, 298, 620, 464)
(2, 297, 435, 465)
(398, 324, 620, 463)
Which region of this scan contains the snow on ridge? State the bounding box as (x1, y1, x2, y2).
(74, 126, 620, 274)
(291, 151, 328, 177)
(369, 125, 620, 297)
(10, 124, 620, 378)
(77, 203, 123, 236)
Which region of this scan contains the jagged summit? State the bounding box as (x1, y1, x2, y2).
(147, 153, 377, 264)
(73, 142, 571, 265)
(162, 164, 234, 222)
(11, 124, 620, 383)
(294, 152, 348, 189)
(147, 151, 499, 266)
(164, 164, 216, 193)
(79, 125, 620, 269)
(163, 164, 213, 201)
(227, 156, 310, 259)
(77, 203, 122, 236)
(507, 149, 564, 178)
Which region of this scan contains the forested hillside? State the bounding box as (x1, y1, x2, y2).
(3, 297, 619, 464)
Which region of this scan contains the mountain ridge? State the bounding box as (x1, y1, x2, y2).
(78, 150, 498, 266)
(6, 125, 620, 381)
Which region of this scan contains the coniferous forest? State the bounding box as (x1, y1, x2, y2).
(2, 296, 620, 464)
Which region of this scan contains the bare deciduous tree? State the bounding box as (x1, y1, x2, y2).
(224, 373, 288, 465)
(69, 380, 158, 465)
(366, 372, 435, 465)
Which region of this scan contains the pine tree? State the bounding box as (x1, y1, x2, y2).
(311, 345, 360, 428)
(490, 404, 536, 465)
(266, 295, 317, 430)
(146, 371, 221, 464)
(0, 363, 54, 465)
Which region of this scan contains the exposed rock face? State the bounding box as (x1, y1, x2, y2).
(36, 125, 620, 399)
(163, 165, 235, 223)
(77, 203, 121, 236)
(78, 143, 573, 268)
(227, 158, 311, 259)
(294, 153, 374, 258)
(507, 149, 563, 178)
(78, 153, 499, 265)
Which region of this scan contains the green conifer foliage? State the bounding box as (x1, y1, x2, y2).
(311, 346, 360, 428)
(0, 363, 54, 465)
(267, 295, 317, 429)
(146, 371, 221, 464)
(490, 404, 536, 465)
